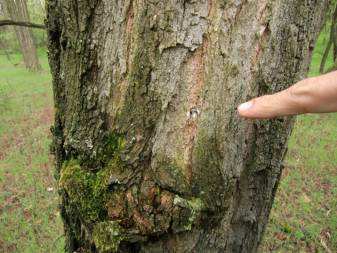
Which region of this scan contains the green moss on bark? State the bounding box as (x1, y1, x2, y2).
(99, 133, 127, 165)
(58, 132, 129, 223)
(59, 159, 109, 222)
(93, 221, 125, 253)
(172, 196, 204, 232)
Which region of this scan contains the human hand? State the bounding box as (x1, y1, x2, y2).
(238, 71, 337, 119)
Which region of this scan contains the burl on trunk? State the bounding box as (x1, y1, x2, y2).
(46, 0, 327, 252)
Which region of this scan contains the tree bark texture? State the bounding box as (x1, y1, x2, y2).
(46, 1, 327, 252)
(3, 0, 41, 71)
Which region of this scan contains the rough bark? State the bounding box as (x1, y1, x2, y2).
(46, 1, 328, 252)
(3, 0, 41, 71)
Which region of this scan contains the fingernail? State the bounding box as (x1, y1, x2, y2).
(238, 101, 253, 111)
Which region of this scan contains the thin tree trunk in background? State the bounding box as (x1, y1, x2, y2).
(321, 3, 337, 73)
(332, 4, 337, 63)
(3, 0, 41, 71)
(47, 1, 328, 252)
(320, 38, 332, 73)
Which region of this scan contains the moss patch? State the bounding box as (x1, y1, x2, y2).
(172, 196, 204, 232)
(93, 221, 125, 253)
(99, 132, 127, 165)
(58, 131, 130, 222)
(59, 159, 110, 222)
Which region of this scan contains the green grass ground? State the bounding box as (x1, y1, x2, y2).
(0, 30, 336, 252)
(0, 52, 64, 252)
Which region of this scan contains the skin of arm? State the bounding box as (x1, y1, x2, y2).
(238, 71, 337, 119)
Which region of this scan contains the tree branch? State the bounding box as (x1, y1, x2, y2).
(0, 20, 45, 29)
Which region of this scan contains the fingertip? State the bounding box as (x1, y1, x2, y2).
(237, 101, 253, 117)
(238, 101, 253, 111)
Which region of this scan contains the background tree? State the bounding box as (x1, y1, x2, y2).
(1, 0, 41, 71)
(46, 1, 328, 252)
(320, 0, 337, 73)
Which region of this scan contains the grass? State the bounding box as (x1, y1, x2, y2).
(0, 29, 336, 252)
(261, 112, 337, 253)
(0, 51, 64, 252)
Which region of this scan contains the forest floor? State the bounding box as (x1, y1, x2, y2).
(0, 31, 336, 252)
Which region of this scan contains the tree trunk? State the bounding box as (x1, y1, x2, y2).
(321, 3, 337, 73)
(332, 4, 337, 64)
(3, 0, 41, 71)
(46, 1, 327, 252)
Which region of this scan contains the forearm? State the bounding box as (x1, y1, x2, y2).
(293, 71, 337, 113)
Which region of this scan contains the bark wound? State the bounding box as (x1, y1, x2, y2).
(183, 43, 207, 184)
